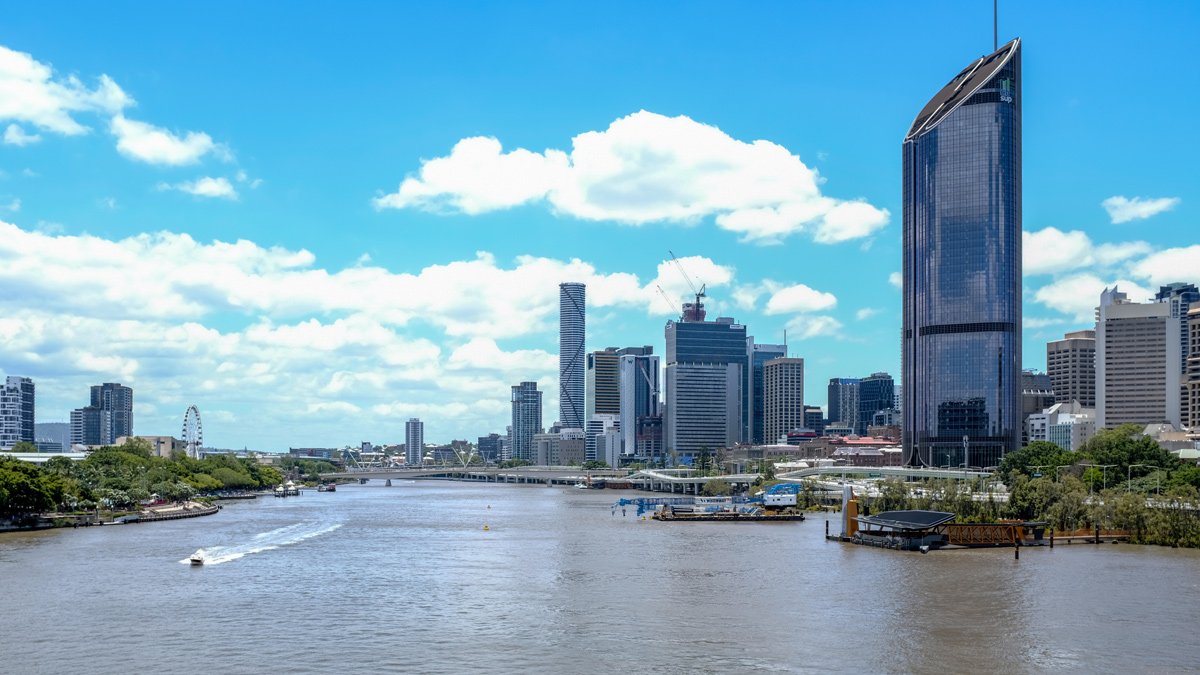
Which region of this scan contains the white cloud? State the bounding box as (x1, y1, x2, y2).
(888, 272, 902, 289)
(4, 123, 40, 146)
(855, 307, 880, 321)
(764, 283, 837, 314)
(158, 176, 238, 200)
(1032, 273, 1152, 321)
(1102, 195, 1180, 224)
(1127, 246, 1200, 288)
(0, 45, 130, 136)
(447, 338, 556, 373)
(2, 197, 18, 212)
(785, 315, 843, 339)
(1023, 227, 1151, 276)
(111, 115, 222, 166)
(376, 110, 889, 245)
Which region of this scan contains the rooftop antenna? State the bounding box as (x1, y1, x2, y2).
(993, 0, 998, 51)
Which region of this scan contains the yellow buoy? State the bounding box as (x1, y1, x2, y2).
(483, 524, 490, 531)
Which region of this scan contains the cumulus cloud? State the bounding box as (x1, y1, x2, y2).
(1022, 227, 1151, 276)
(1032, 273, 1152, 321)
(855, 307, 880, 321)
(764, 283, 837, 314)
(888, 272, 902, 289)
(1102, 195, 1180, 224)
(785, 315, 843, 340)
(158, 176, 238, 199)
(1127, 246, 1200, 288)
(4, 123, 40, 146)
(375, 110, 889, 244)
(0, 44, 130, 135)
(112, 115, 224, 166)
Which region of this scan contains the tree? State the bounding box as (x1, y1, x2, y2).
(10, 441, 38, 454)
(700, 478, 731, 496)
(582, 460, 609, 470)
(998, 441, 1074, 484)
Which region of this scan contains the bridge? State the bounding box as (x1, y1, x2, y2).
(320, 466, 627, 486)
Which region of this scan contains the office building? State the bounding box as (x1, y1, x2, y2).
(477, 433, 502, 463)
(1097, 287, 1181, 428)
(510, 381, 543, 462)
(91, 383, 133, 440)
(405, 418, 424, 465)
(763, 358, 804, 444)
(748, 341, 787, 444)
(1186, 308, 1200, 434)
(857, 372, 894, 436)
(827, 378, 860, 430)
(635, 415, 664, 463)
(585, 347, 621, 420)
(0, 376, 34, 450)
(557, 428, 586, 466)
(664, 306, 747, 458)
(803, 405, 825, 436)
(1025, 401, 1096, 452)
(559, 282, 586, 429)
(585, 414, 618, 462)
(1020, 370, 1056, 445)
(35, 422, 70, 452)
(618, 347, 659, 461)
(1047, 329, 1096, 408)
(903, 38, 1023, 468)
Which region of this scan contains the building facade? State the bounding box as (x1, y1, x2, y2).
(1188, 308, 1200, 435)
(559, 282, 586, 429)
(1020, 370, 1056, 446)
(585, 347, 621, 420)
(903, 38, 1023, 468)
(510, 381, 543, 462)
(665, 312, 747, 458)
(763, 358, 804, 444)
(1047, 329, 1096, 408)
(827, 378, 860, 430)
(477, 433, 502, 463)
(1096, 287, 1181, 428)
(803, 405, 825, 436)
(0, 376, 34, 450)
(748, 341, 787, 444)
(405, 418, 424, 465)
(92, 383, 133, 440)
(857, 372, 894, 436)
(618, 347, 659, 461)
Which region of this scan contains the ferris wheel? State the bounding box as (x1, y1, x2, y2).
(182, 405, 203, 458)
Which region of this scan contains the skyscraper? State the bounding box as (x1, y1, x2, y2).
(903, 38, 1023, 468)
(0, 376, 34, 449)
(1096, 287, 1181, 429)
(559, 282, 586, 429)
(71, 382, 133, 446)
(1047, 329, 1096, 408)
(748, 341, 787, 444)
(763, 358, 804, 444)
(405, 418, 424, 465)
(510, 381, 543, 462)
(827, 378, 860, 430)
(1185, 308, 1200, 434)
(857, 372, 894, 436)
(664, 309, 747, 459)
(585, 347, 621, 420)
(618, 347, 659, 461)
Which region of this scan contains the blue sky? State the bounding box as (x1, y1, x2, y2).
(1, 1, 1197, 449)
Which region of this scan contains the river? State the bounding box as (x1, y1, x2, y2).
(1, 481, 1198, 674)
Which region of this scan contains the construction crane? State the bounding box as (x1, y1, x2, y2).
(668, 250, 706, 321)
(654, 284, 678, 315)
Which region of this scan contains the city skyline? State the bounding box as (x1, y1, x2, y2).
(1, 3, 1198, 449)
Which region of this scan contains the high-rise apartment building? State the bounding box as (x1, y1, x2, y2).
(903, 39, 1023, 468)
(585, 347, 621, 420)
(748, 341, 787, 444)
(763, 358, 804, 444)
(1047, 329, 1096, 407)
(827, 378, 860, 430)
(664, 308, 747, 458)
(510, 381, 543, 462)
(618, 347, 659, 461)
(1097, 287, 1181, 428)
(71, 382, 133, 446)
(1185, 308, 1200, 434)
(405, 418, 424, 465)
(0, 376, 34, 450)
(857, 372, 894, 436)
(559, 283, 586, 429)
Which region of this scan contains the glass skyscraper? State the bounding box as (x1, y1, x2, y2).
(559, 282, 585, 429)
(902, 38, 1022, 468)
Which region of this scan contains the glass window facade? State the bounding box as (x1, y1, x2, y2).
(903, 39, 1022, 469)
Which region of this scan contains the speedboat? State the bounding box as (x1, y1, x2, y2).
(190, 549, 205, 566)
(574, 482, 589, 489)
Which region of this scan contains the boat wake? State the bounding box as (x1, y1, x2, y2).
(181, 522, 343, 566)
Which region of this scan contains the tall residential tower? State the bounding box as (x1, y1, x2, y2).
(559, 283, 586, 429)
(903, 38, 1023, 468)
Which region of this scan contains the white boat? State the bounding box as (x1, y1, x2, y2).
(190, 549, 205, 566)
(574, 482, 589, 489)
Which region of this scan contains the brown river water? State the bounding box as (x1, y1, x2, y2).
(1, 481, 1197, 674)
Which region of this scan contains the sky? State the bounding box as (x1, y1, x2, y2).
(1, 1, 1197, 450)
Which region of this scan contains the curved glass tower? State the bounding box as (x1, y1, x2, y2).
(559, 282, 586, 429)
(902, 38, 1022, 469)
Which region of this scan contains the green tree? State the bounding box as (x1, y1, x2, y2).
(998, 441, 1074, 483)
(700, 478, 732, 496)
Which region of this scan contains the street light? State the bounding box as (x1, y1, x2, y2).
(1128, 464, 1161, 495)
(1079, 463, 1117, 491)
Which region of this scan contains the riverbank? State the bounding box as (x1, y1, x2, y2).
(0, 500, 220, 533)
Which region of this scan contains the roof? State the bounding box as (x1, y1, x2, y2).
(905, 38, 1020, 141)
(856, 510, 957, 531)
